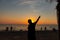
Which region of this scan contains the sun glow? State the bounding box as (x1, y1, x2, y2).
(28, 17, 35, 23)
(32, 20, 34, 23)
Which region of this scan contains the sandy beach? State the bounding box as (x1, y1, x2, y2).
(0, 30, 59, 40)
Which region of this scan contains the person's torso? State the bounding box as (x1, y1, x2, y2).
(28, 23, 36, 31)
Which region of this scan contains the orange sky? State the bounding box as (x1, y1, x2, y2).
(0, 0, 58, 25)
(0, 16, 58, 24)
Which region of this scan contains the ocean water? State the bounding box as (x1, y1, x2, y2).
(0, 24, 58, 31)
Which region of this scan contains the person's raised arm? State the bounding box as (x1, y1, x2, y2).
(34, 16, 40, 24)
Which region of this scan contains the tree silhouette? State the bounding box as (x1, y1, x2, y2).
(56, 0, 60, 30)
(45, 0, 60, 30)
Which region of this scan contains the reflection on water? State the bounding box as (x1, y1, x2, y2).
(0, 24, 58, 31)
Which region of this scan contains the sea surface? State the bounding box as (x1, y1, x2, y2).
(0, 24, 58, 31)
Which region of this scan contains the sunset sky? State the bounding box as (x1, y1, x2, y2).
(0, 0, 58, 24)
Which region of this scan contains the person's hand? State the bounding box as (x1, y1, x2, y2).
(35, 16, 41, 24)
(39, 16, 40, 18)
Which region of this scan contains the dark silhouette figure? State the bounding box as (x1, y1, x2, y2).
(53, 28, 56, 31)
(10, 26, 13, 31)
(28, 16, 40, 40)
(44, 27, 47, 30)
(6, 27, 8, 31)
(41, 27, 42, 31)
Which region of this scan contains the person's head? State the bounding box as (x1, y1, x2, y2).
(28, 19, 32, 24)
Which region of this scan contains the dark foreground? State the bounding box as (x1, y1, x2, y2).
(0, 31, 59, 40)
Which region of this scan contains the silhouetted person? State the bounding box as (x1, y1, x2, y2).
(53, 28, 56, 31)
(6, 27, 8, 31)
(44, 27, 47, 31)
(28, 16, 40, 40)
(10, 26, 13, 31)
(41, 27, 42, 31)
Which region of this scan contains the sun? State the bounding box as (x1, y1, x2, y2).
(29, 17, 35, 23)
(32, 20, 34, 23)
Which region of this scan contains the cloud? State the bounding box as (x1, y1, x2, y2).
(20, 1, 35, 5)
(0, 0, 57, 15)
